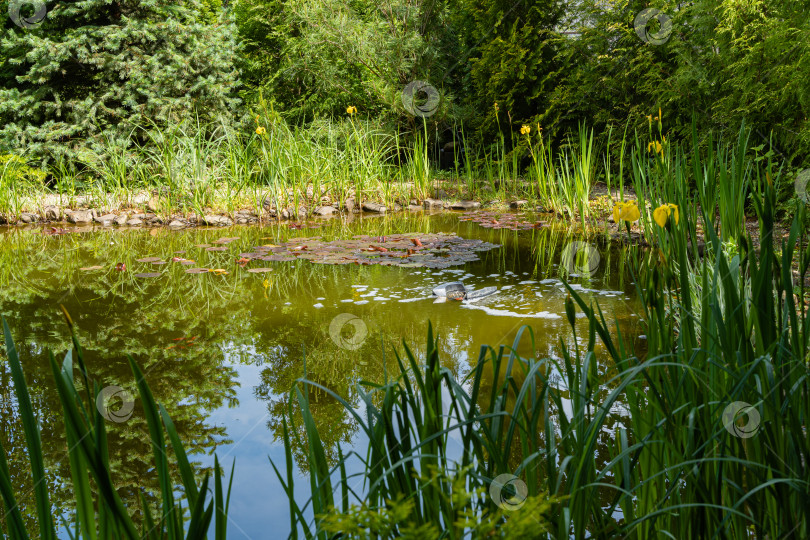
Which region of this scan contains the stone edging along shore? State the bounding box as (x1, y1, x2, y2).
(0, 196, 492, 229)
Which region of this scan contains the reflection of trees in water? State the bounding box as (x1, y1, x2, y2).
(252, 299, 479, 472)
(0, 245, 244, 528)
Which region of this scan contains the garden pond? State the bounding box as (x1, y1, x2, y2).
(0, 211, 648, 537)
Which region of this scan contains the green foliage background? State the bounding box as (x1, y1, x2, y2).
(0, 0, 807, 165)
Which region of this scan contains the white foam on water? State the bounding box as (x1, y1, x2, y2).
(398, 297, 428, 303)
(461, 304, 562, 319)
(313, 303, 324, 308)
(519, 280, 537, 284)
(373, 297, 390, 301)
(354, 300, 369, 305)
(340, 299, 353, 303)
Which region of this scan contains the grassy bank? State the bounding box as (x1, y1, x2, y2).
(0, 116, 802, 234)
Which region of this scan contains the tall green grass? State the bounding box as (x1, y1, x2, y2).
(1, 113, 786, 235)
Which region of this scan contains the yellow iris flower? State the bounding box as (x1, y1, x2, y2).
(255, 126, 266, 135)
(520, 124, 531, 135)
(653, 203, 679, 227)
(613, 201, 641, 223)
(346, 106, 357, 115)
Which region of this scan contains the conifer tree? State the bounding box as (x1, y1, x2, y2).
(0, 0, 239, 162)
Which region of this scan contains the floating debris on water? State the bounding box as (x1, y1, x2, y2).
(459, 211, 547, 230)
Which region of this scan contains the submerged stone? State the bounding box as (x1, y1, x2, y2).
(432, 281, 498, 301)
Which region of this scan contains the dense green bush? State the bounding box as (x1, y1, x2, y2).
(451, 0, 565, 141)
(234, 0, 461, 122)
(541, 0, 810, 161)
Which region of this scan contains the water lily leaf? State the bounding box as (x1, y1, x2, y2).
(134, 272, 162, 278)
(206, 247, 229, 252)
(459, 210, 546, 230)
(247, 268, 273, 273)
(185, 268, 209, 274)
(79, 265, 104, 271)
(136, 257, 163, 263)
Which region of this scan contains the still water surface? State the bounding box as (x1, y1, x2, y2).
(0, 212, 645, 537)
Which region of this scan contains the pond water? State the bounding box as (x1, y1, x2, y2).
(0, 211, 646, 538)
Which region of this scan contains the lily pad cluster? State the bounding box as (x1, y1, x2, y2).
(87, 233, 500, 278)
(459, 211, 546, 230)
(237, 232, 500, 269)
